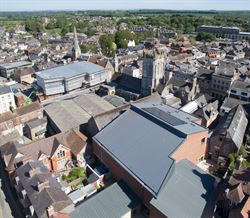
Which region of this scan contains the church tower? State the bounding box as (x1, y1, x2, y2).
(72, 26, 81, 60)
(141, 46, 167, 97)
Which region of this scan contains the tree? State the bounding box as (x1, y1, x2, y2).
(80, 44, 98, 54)
(196, 32, 216, 42)
(25, 20, 44, 32)
(99, 34, 115, 57)
(239, 145, 248, 158)
(115, 30, 134, 49)
(228, 153, 237, 172)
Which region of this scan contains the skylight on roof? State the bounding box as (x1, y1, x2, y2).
(142, 107, 187, 126)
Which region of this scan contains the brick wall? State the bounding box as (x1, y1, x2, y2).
(93, 140, 153, 208)
(50, 147, 72, 172)
(172, 130, 208, 164)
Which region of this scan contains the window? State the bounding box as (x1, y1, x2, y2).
(231, 90, 237, 94)
(57, 150, 66, 159)
(241, 92, 248, 96)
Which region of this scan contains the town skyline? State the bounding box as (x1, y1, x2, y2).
(1, 0, 250, 11)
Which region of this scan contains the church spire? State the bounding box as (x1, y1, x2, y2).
(73, 26, 81, 60)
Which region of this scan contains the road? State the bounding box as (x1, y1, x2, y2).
(0, 158, 24, 218)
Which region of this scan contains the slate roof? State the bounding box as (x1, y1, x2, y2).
(26, 117, 47, 129)
(0, 85, 11, 95)
(150, 159, 216, 218)
(115, 74, 141, 94)
(71, 180, 141, 218)
(15, 160, 73, 218)
(36, 61, 104, 80)
(221, 97, 246, 112)
(231, 80, 250, 92)
(0, 130, 86, 170)
(94, 103, 206, 195)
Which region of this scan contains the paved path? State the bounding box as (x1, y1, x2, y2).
(0, 181, 13, 218)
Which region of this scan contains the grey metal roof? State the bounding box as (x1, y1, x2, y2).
(45, 93, 114, 133)
(135, 103, 206, 135)
(71, 180, 141, 218)
(0, 85, 11, 94)
(94, 103, 206, 195)
(103, 95, 126, 107)
(0, 61, 31, 70)
(150, 159, 216, 218)
(45, 99, 90, 132)
(36, 61, 104, 80)
(68, 189, 86, 203)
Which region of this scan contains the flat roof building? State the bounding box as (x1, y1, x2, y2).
(197, 25, 250, 40)
(0, 61, 32, 78)
(36, 61, 112, 96)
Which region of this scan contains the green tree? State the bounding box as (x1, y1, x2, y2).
(228, 153, 237, 172)
(115, 30, 134, 49)
(80, 44, 98, 54)
(99, 34, 115, 57)
(196, 32, 216, 42)
(25, 20, 44, 32)
(241, 160, 250, 170)
(239, 145, 248, 158)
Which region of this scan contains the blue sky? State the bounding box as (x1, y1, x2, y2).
(0, 0, 250, 11)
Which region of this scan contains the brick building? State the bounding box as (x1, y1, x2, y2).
(92, 103, 217, 217)
(0, 130, 87, 176)
(0, 102, 43, 136)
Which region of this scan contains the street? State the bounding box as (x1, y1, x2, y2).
(0, 158, 24, 218)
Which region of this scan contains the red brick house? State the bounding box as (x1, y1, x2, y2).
(0, 130, 87, 176)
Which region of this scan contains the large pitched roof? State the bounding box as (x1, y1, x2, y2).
(44, 93, 115, 133)
(71, 180, 140, 218)
(221, 105, 248, 149)
(94, 103, 206, 195)
(150, 159, 216, 218)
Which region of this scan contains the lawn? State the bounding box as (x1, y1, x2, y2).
(62, 168, 86, 183)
